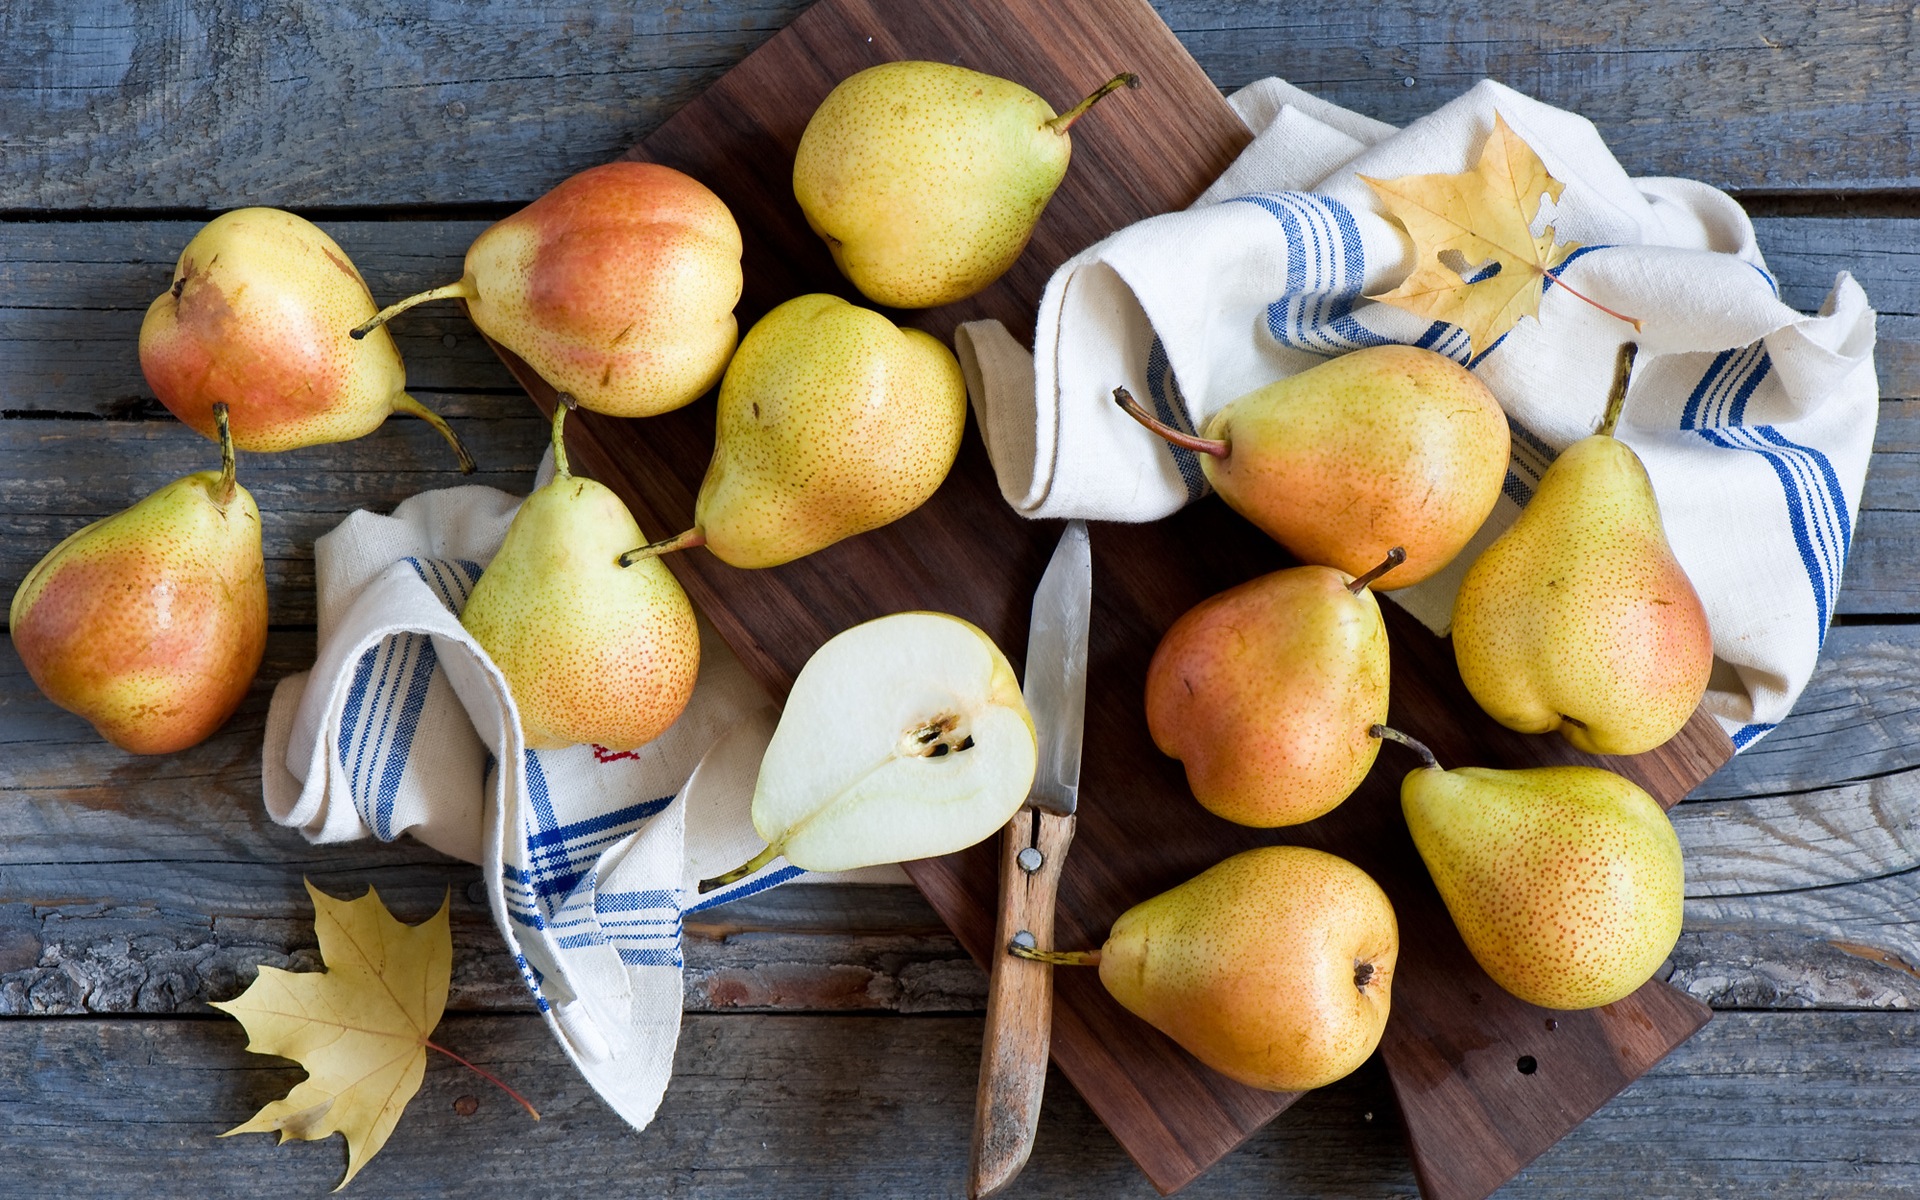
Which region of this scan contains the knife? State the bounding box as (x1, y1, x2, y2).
(967, 519, 1092, 1200)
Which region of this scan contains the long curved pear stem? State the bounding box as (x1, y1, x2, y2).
(212, 402, 238, 509)
(1370, 724, 1441, 771)
(1009, 944, 1102, 967)
(393, 392, 477, 474)
(1347, 546, 1407, 595)
(1598, 341, 1638, 438)
(698, 844, 782, 894)
(619, 528, 708, 567)
(548, 403, 571, 482)
(1045, 72, 1140, 134)
(1112, 386, 1229, 459)
(351, 278, 478, 340)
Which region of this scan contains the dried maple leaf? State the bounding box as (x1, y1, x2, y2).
(215, 879, 533, 1190)
(1360, 112, 1636, 357)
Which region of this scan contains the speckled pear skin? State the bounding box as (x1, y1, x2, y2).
(462, 161, 743, 417)
(10, 468, 265, 755)
(1399, 763, 1684, 1011)
(1450, 431, 1713, 756)
(139, 208, 454, 454)
(693, 293, 967, 568)
(460, 413, 700, 751)
(1098, 845, 1398, 1092)
(1144, 565, 1388, 827)
(1199, 345, 1509, 588)
(793, 61, 1074, 309)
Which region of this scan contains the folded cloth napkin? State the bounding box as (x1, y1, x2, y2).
(260, 464, 833, 1130)
(955, 77, 1879, 749)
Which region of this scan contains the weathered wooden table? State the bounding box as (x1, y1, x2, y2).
(5, 2, 1919, 1195)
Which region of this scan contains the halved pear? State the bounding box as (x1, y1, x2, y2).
(703, 612, 1037, 888)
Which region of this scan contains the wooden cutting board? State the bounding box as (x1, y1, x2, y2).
(485, 0, 1724, 1196)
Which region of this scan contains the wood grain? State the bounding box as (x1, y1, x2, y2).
(6, 1010, 1920, 1199)
(6, 0, 1919, 210)
(971, 809, 1077, 1199)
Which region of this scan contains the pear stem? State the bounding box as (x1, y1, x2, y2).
(1009, 945, 1102, 967)
(423, 1040, 541, 1121)
(1598, 342, 1638, 438)
(1045, 72, 1140, 134)
(549, 403, 571, 481)
(392, 392, 477, 474)
(351, 278, 478, 340)
(1370, 724, 1441, 771)
(619, 528, 708, 567)
(211, 402, 238, 509)
(1112, 386, 1228, 459)
(698, 844, 782, 894)
(1347, 546, 1407, 595)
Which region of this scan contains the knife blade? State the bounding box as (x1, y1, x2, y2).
(967, 519, 1092, 1199)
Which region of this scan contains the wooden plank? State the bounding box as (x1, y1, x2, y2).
(4, 1011, 1920, 1197)
(0, 416, 550, 627)
(5, 2, 1918, 210)
(1, 214, 1912, 417)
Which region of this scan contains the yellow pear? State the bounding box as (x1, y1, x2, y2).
(1451, 345, 1712, 756)
(621, 294, 967, 570)
(701, 612, 1037, 889)
(794, 62, 1136, 309)
(460, 404, 699, 751)
(1145, 549, 1403, 827)
(10, 406, 266, 754)
(355, 162, 743, 418)
(1379, 726, 1684, 1010)
(139, 208, 473, 469)
(1115, 344, 1509, 587)
(1018, 845, 1397, 1092)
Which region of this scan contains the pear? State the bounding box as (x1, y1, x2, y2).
(139, 208, 473, 470)
(794, 62, 1137, 309)
(354, 162, 742, 418)
(702, 612, 1036, 888)
(1017, 846, 1397, 1092)
(1377, 726, 1684, 1010)
(1115, 344, 1509, 587)
(1146, 548, 1404, 827)
(1450, 344, 1712, 755)
(460, 403, 700, 751)
(621, 294, 967, 570)
(10, 405, 266, 754)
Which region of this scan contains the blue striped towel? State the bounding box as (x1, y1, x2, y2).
(261, 478, 800, 1129)
(955, 78, 1878, 748)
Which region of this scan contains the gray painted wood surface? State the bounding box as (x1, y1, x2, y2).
(4, 0, 1919, 1195)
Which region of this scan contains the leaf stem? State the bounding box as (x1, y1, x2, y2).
(1544, 265, 1643, 333)
(425, 1039, 541, 1120)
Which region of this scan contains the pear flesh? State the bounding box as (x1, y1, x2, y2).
(10, 410, 266, 754)
(725, 612, 1036, 879)
(1145, 558, 1395, 828)
(794, 62, 1134, 309)
(1399, 758, 1684, 1011)
(1097, 845, 1398, 1092)
(631, 293, 967, 569)
(356, 162, 743, 419)
(460, 406, 700, 752)
(1451, 425, 1713, 756)
(139, 208, 472, 469)
(1118, 344, 1509, 587)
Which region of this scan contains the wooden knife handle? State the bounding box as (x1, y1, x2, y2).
(967, 806, 1077, 1200)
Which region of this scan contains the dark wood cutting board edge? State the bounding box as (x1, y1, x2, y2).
(475, 1, 1729, 1197)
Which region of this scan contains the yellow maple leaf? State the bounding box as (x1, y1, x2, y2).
(214, 879, 453, 1190)
(1361, 112, 1632, 357)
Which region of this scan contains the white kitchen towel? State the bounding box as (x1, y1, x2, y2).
(258, 470, 822, 1131)
(955, 77, 1879, 749)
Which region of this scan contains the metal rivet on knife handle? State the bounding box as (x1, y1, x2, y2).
(1017, 847, 1044, 873)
